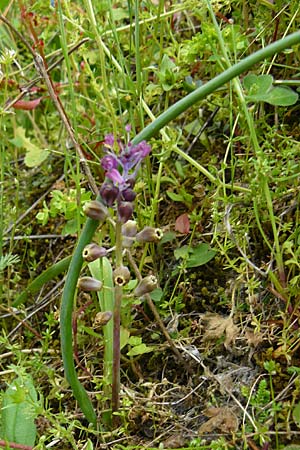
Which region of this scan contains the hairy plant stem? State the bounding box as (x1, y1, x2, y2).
(112, 221, 123, 418)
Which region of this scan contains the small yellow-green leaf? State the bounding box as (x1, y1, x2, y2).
(127, 343, 154, 356)
(11, 127, 49, 167)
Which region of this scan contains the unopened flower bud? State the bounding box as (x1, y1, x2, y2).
(134, 275, 158, 297)
(113, 266, 131, 286)
(136, 227, 163, 243)
(122, 220, 138, 237)
(82, 243, 107, 262)
(122, 236, 135, 248)
(118, 201, 133, 223)
(122, 220, 138, 247)
(100, 183, 119, 206)
(126, 177, 135, 189)
(121, 188, 136, 202)
(77, 276, 103, 291)
(83, 200, 108, 221)
(94, 311, 113, 327)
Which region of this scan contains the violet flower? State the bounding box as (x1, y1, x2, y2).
(99, 130, 151, 222)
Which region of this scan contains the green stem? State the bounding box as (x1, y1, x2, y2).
(60, 216, 99, 427)
(13, 256, 71, 307)
(112, 221, 122, 417)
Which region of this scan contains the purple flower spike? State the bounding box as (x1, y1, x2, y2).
(106, 168, 125, 185)
(101, 154, 118, 171)
(100, 131, 152, 210)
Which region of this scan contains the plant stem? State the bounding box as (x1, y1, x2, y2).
(112, 220, 123, 418)
(60, 217, 99, 427)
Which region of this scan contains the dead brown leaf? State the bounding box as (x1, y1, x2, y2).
(202, 313, 239, 349)
(162, 434, 186, 448)
(245, 329, 264, 348)
(199, 406, 239, 434)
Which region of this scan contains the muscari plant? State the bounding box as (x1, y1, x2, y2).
(59, 30, 300, 428)
(6, 9, 298, 427)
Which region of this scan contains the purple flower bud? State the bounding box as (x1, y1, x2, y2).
(126, 177, 136, 188)
(94, 311, 113, 327)
(100, 183, 119, 206)
(135, 141, 151, 158)
(125, 124, 131, 132)
(122, 220, 138, 237)
(106, 168, 124, 185)
(113, 266, 131, 286)
(101, 154, 118, 171)
(134, 275, 158, 297)
(82, 243, 107, 262)
(83, 200, 108, 221)
(118, 201, 133, 223)
(77, 276, 103, 291)
(136, 227, 163, 243)
(121, 188, 136, 202)
(104, 133, 115, 147)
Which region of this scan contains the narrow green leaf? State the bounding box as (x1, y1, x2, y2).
(89, 257, 114, 387)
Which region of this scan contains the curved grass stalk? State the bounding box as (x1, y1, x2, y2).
(60, 31, 300, 426)
(13, 256, 71, 307)
(60, 217, 100, 427)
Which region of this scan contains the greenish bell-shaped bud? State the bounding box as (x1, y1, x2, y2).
(113, 266, 131, 286)
(94, 311, 113, 327)
(77, 276, 103, 291)
(83, 200, 108, 221)
(82, 243, 107, 262)
(122, 236, 135, 248)
(136, 227, 163, 243)
(134, 275, 158, 297)
(122, 220, 138, 237)
(121, 220, 138, 248)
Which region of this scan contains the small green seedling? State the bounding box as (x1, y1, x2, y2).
(244, 74, 298, 106)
